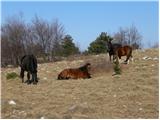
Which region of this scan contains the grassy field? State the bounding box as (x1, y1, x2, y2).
(1, 48, 159, 119)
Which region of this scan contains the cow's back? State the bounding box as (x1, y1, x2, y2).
(112, 44, 122, 53)
(21, 55, 37, 73)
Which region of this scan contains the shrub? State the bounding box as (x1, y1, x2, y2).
(6, 72, 19, 79)
(113, 60, 121, 75)
(87, 32, 113, 54)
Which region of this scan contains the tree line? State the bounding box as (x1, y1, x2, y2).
(1, 14, 143, 67)
(86, 25, 142, 55)
(1, 15, 80, 67)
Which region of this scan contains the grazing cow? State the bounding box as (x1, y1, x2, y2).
(113, 45, 133, 64)
(58, 63, 91, 80)
(20, 55, 38, 84)
(107, 41, 122, 62)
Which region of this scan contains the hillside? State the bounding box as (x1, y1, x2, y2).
(1, 48, 159, 119)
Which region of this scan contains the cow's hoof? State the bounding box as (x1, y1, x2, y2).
(25, 80, 30, 83)
(123, 61, 128, 64)
(33, 82, 37, 85)
(27, 82, 32, 85)
(26, 80, 32, 85)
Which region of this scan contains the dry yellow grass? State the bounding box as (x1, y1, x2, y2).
(1, 48, 159, 119)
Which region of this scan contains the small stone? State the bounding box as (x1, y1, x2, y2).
(142, 56, 152, 60)
(153, 57, 158, 61)
(139, 108, 143, 111)
(113, 94, 117, 98)
(68, 105, 77, 112)
(123, 105, 127, 108)
(9, 100, 16, 105)
(142, 56, 148, 60)
(41, 116, 45, 119)
(43, 77, 47, 80)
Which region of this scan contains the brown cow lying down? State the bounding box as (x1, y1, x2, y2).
(57, 63, 91, 80)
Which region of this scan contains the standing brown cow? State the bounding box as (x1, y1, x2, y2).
(113, 45, 133, 64)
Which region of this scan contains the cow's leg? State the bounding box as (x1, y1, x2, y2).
(113, 54, 119, 63)
(109, 54, 111, 62)
(113, 54, 116, 63)
(35, 72, 38, 83)
(113, 54, 117, 63)
(87, 73, 91, 78)
(113, 55, 119, 64)
(126, 54, 133, 64)
(27, 72, 30, 81)
(58, 74, 62, 80)
(26, 72, 32, 84)
(130, 54, 134, 62)
(32, 73, 37, 85)
(118, 55, 123, 64)
(125, 50, 133, 64)
(20, 69, 24, 83)
(124, 55, 130, 64)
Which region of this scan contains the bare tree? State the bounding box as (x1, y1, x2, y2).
(31, 16, 65, 61)
(31, 16, 50, 61)
(1, 14, 73, 66)
(50, 19, 65, 60)
(113, 24, 142, 49)
(126, 24, 142, 49)
(1, 15, 27, 66)
(113, 27, 127, 45)
(1, 36, 12, 66)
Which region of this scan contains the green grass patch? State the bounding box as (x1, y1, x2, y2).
(6, 72, 19, 80)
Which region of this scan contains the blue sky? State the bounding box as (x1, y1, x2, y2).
(1, 1, 159, 51)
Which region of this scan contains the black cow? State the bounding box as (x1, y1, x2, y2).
(107, 41, 122, 61)
(20, 55, 38, 84)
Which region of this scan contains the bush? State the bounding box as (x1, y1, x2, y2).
(6, 72, 19, 79)
(87, 32, 113, 54)
(113, 60, 121, 75)
(61, 35, 80, 57)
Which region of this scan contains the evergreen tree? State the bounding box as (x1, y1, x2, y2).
(87, 32, 113, 54)
(61, 35, 80, 56)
